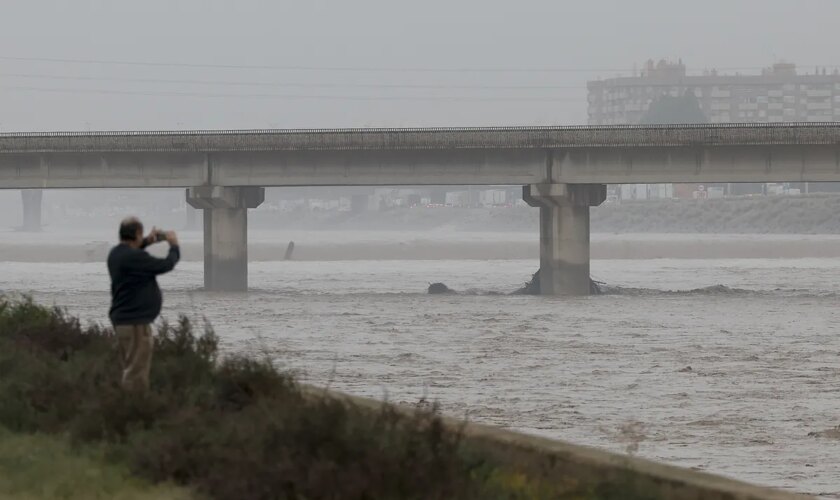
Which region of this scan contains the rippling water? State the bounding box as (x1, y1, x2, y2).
(2, 255, 839, 498)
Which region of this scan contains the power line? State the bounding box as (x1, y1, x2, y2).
(1, 55, 837, 75)
(0, 55, 637, 73)
(0, 84, 587, 103)
(0, 72, 585, 91)
(4, 55, 812, 75)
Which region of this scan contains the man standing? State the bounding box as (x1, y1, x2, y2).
(108, 217, 180, 391)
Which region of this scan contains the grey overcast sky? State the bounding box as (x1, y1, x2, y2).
(1, 0, 838, 131)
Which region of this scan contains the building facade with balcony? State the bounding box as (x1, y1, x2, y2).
(588, 60, 840, 125)
(588, 60, 840, 198)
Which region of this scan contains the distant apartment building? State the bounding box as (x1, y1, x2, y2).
(588, 60, 840, 125)
(588, 60, 840, 198)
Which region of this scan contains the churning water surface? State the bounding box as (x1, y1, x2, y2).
(2, 255, 840, 498)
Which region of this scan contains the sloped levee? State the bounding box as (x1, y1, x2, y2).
(323, 388, 811, 500)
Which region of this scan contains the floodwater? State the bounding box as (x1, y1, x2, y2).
(1, 237, 839, 498)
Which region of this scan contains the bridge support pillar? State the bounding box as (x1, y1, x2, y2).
(523, 184, 606, 295)
(187, 186, 264, 291)
(21, 189, 43, 232)
(185, 204, 200, 230)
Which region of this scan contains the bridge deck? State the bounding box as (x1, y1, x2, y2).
(1, 123, 840, 188)
(1, 123, 839, 153)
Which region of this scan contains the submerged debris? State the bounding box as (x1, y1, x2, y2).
(429, 272, 604, 296)
(512, 271, 603, 295)
(428, 282, 456, 294)
(512, 271, 542, 295)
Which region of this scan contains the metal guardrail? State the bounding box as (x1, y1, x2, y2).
(0, 123, 839, 153)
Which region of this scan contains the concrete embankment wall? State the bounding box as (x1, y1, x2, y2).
(327, 388, 811, 500)
(454, 420, 810, 500)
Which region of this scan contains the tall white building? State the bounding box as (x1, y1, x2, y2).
(588, 60, 840, 125)
(588, 60, 840, 198)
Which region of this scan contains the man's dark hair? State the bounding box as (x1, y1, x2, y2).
(119, 217, 143, 241)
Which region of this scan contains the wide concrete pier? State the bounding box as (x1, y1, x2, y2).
(20, 189, 42, 232)
(3, 123, 840, 294)
(524, 184, 606, 295)
(187, 186, 264, 291)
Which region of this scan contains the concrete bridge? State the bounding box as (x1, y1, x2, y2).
(2, 122, 839, 294)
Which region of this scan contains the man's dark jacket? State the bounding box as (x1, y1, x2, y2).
(108, 242, 180, 325)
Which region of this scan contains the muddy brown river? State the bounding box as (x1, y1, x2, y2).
(2, 234, 839, 498)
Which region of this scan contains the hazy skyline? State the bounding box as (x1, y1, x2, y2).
(1, 0, 838, 130)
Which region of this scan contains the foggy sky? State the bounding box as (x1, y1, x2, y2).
(1, 0, 838, 131)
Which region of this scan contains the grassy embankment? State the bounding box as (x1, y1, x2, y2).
(0, 297, 654, 499)
(0, 426, 190, 499)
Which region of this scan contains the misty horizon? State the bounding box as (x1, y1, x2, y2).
(2, 0, 840, 131)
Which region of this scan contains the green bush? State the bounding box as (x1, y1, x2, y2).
(0, 426, 191, 500)
(0, 296, 644, 500)
(0, 298, 497, 499)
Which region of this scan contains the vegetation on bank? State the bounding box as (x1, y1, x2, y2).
(0, 427, 190, 500)
(0, 297, 652, 499)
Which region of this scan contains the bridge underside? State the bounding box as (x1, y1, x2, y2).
(2, 123, 839, 294)
(3, 146, 840, 294)
(1, 144, 839, 189)
(177, 182, 611, 294)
